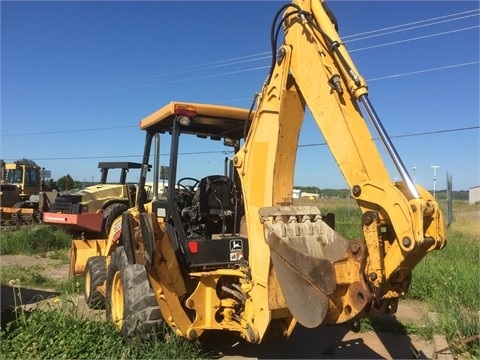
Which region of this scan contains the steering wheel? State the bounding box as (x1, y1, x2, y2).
(176, 177, 200, 209)
(177, 177, 200, 193)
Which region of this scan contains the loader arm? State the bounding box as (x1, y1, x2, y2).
(234, 0, 445, 335)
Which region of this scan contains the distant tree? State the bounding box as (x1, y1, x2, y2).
(296, 186, 321, 194)
(14, 158, 39, 167)
(56, 175, 83, 191)
(43, 178, 58, 191)
(56, 174, 74, 191)
(295, 186, 350, 198)
(321, 188, 350, 198)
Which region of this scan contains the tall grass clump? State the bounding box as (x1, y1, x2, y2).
(0, 225, 72, 255)
(306, 198, 479, 356)
(407, 201, 479, 356)
(0, 264, 80, 293)
(1, 286, 206, 359)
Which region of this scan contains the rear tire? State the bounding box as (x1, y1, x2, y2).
(12, 201, 28, 208)
(84, 256, 107, 309)
(105, 246, 165, 342)
(11, 201, 37, 226)
(103, 203, 129, 237)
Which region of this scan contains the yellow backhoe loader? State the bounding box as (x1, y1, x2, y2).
(70, 0, 445, 345)
(0, 163, 49, 226)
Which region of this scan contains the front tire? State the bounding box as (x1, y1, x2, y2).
(105, 246, 165, 341)
(84, 256, 107, 309)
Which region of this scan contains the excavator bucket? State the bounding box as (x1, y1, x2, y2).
(69, 238, 107, 276)
(260, 206, 349, 328)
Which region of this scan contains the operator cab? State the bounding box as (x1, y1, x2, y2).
(178, 174, 239, 239)
(137, 102, 252, 271)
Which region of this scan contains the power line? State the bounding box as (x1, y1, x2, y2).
(349, 25, 479, 53)
(3, 126, 477, 162)
(1, 125, 137, 137)
(2, 64, 478, 138)
(96, 10, 479, 84)
(2, 8, 478, 97)
(1, 7, 478, 138)
(66, 24, 478, 97)
(343, 9, 479, 42)
(297, 126, 479, 148)
(368, 61, 479, 82)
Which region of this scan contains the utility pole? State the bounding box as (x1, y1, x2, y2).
(431, 165, 439, 198)
(413, 166, 416, 182)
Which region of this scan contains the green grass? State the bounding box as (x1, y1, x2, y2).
(0, 225, 72, 256)
(0, 264, 79, 293)
(1, 265, 62, 290)
(301, 198, 479, 357)
(0, 224, 73, 291)
(0, 224, 208, 359)
(1, 289, 205, 359)
(407, 225, 479, 357)
(1, 202, 478, 358)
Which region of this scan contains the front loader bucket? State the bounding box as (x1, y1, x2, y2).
(1, 207, 37, 225)
(260, 206, 351, 328)
(69, 238, 107, 277)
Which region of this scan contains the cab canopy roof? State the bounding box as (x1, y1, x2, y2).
(139, 102, 252, 140)
(97, 162, 143, 170)
(5, 163, 39, 170)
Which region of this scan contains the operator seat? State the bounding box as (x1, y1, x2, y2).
(193, 175, 236, 239)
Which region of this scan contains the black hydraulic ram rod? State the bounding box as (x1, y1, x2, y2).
(359, 94, 420, 199)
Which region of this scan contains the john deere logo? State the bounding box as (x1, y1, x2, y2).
(230, 239, 243, 252)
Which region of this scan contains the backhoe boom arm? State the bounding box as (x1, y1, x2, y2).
(234, 0, 445, 334)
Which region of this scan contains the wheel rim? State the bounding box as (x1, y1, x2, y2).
(84, 269, 91, 299)
(110, 271, 124, 329)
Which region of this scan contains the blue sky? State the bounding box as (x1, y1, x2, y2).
(1, 1, 479, 191)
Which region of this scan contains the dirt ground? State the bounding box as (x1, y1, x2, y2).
(0, 254, 452, 359)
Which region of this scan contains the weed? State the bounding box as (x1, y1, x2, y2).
(1, 283, 205, 359)
(0, 225, 72, 255)
(1, 200, 478, 358)
(0, 265, 63, 291)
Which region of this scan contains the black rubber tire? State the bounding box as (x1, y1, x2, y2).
(103, 203, 129, 237)
(84, 256, 107, 309)
(105, 246, 165, 342)
(12, 201, 28, 208)
(11, 201, 36, 226)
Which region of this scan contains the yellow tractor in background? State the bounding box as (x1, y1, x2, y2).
(0, 163, 50, 226)
(69, 0, 445, 346)
(43, 162, 149, 237)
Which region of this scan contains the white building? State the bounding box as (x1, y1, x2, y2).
(293, 189, 302, 199)
(468, 186, 480, 204)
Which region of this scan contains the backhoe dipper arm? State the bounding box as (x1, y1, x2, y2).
(234, 0, 445, 335)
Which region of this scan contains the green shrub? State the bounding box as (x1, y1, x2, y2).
(1, 292, 206, 359)
(0, 225, 72, 255)
(1, 201, 478, 358)
(0, 265, 79, 292)
(408, 231, 479, 309)
(407, 228, 479, 356)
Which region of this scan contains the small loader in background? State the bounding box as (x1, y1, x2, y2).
(0, 163, 49, 226)
(43, 162, 149, 237)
